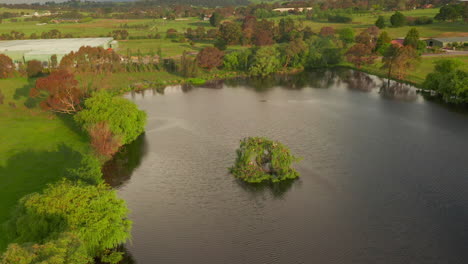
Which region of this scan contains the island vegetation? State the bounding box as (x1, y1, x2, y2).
(230, 137, 300, 183)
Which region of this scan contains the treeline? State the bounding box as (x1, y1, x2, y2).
(0, 29, 75, 40)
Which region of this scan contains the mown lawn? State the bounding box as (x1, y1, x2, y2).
(0, 77, 90, 251)
(360, 55, 468, 85)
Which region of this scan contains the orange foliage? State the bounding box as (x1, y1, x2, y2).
(88, 122, 122, 158)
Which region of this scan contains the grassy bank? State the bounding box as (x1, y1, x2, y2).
(0, 77, 91, 251)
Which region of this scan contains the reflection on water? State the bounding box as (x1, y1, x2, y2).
(103, 134, 148, 189)
(117, 68, 468, 264)
(235, 178, 300, 199)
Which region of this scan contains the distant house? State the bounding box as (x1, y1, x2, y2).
(203, 14, 212, 21)
(425, 37, 468, 48)
(273, 7, 313, 13)
(391, 39, 404, 47)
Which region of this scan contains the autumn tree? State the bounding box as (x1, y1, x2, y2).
(346, 43, 377, 68)
(241, 15, 257, 45)
(196, 47, 224, 70)
(26, 60, 43, 78)
(30, 70, 82, 114)
(89, 122, 122, 158)
(319, 27, 335, 37)
(0, 54, 14, 78)
(382, 44, 420, 82)
(253, 19, 275, 46)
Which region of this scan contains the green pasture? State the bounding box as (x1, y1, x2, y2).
(0, 77, 90, 251)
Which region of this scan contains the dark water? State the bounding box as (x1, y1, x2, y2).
(109, 69, 468, 264)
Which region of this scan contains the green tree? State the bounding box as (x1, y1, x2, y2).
(249, 47, 280, 77)
(75, 91, 147, 146)
(375, 15, 386, 29)
(403, 28, 420, 49)
(339, 28, 355, 46)
(6, 181, 131, 257)
(390, 11, 406, 27)
(280, 38, 307, 68)
(1, 233, 91, 264)
(209, 12, 223, 27)
(423, 59, 468, 103)
(375, 31, 392, 54)
(218, 22, 242, 45)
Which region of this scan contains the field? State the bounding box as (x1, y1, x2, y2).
(361, 55, 468, 85)
(0, 78, 90, 251)
(1, 8, 466, 58)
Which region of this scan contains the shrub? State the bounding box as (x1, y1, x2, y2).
(75, 91, 147, 146)
(390, 11, 406, 27)
(230, 137, 300, 183)
(66, 155, 104, 185)
(327, 15, 352, 23)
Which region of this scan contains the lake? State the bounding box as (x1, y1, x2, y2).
(107, 69, 468, 264)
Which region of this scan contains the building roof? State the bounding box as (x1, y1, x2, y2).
(429, 37, 468, 43)
(0, 38, 114, 57)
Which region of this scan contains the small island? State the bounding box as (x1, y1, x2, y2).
(230, 137, 300, 183)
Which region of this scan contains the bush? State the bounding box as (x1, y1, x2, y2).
(66, 155, 104, 185)
(75, 91, 147, 146)
(230, 137, 300, 183)
(390, 11, 406, 27)
(0, 54, 15, 78)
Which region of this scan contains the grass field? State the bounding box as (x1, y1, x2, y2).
(360, 55, 468, 85)
(0, 77, 91, 251)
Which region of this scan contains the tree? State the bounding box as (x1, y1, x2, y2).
(30, 70, 82, 114)
(6, 181, 131, 257)
(196, 47, 224, 70)
(0, 54, 14, 79)
(50, 54, 58, 69)
(249, 47, 281, 77)
(382, 44, 420, 81)
(253, 19, 275, 46)
(75, 91, 146, 146)
(423, 59, 468, 103)
(346, 43, 377, 68)
(180, 51, 198, 77)
(355, 31, 374, 49)
(375, 31, 392, 54)
(26, 60, 43, 78)
(0, 233, 91, 264)
(390, 11, 406, 27)
(319, 26, 335, 37)
(375, 15, 386, 29)
(435, 5, 462, 21)
(229, 137, 300, 183)
(88, 122, 122, 158)
(209, 12, 223, 27)
(339, 28, 355, 46)
(281, 38, 307, 68)
(217, 22, 242, 45)
(278, 17, 296, 42)
(241, 15, 257, 44)
(403, 28, 420, 49)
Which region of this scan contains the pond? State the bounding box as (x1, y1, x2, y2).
(108, 69, 468, 264)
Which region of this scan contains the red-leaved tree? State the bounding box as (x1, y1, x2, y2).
(320, 27, 335, 37)
(88, 122, 122, 158)
(196, 47, 224, 70)
(346, 43, 377, 68)
(0, 54, 15, 79)
(30, 70, 83, 114)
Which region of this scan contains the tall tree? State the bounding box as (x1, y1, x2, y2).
(403, 28, 420, 49)
(209, 12, 223, 27)
(375, 15, 386, 29)
(218, 22, 242, 45)
(30, 70, 82, 114)
(26, 60, 43, 78)
(197, 47, 224, 70)
(382, 44, 419, 83)
(390, 11, 406, 27)
(346, 43, 377, 68)
(0, 54, 14, 79)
